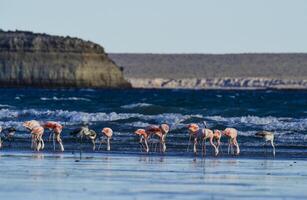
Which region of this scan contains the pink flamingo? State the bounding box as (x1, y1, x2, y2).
(187, 123, 219, 156)
(23, 120, 44, 151)
(98, 127, 113, 151)
(145, 124, 169, 153)
(213, 129, 223, 153)
(134, 129, 150, 153)
(222, 128, 240, 155)
(42, 121, 64, 152)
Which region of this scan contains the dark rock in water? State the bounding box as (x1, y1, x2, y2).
(0, 30, 131, 88)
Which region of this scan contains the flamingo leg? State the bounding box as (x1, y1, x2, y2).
(193, 137, 198, 155)
(271, 140, 275, 157)
(40, 136, 44, 150)
(186, 134, 192, 152)
(35, 135, 41, 151)
(79, 136, 83, 159)
(144, 138, 149, 153)
(56, 133, 64, 152)
(139, 137, 145, 152)
(210, 137, 218, 156)
(201, 138, 206, 157)
(48, 130, 53, 142)
(228, 139, 231, 154)
(107, 138, 111, 151)
(98, 139, 103, 150)
(91, 138, 96, 151)
(162, 135, 166, 153)
(217, 139, 222, 154)
(52, 132, 56, 151)
(233, 138, 240, 155)
(31, 134, 35, 149)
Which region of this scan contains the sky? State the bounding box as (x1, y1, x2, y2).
(1, 0, 307, 53)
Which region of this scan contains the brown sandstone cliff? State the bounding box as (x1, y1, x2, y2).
(0, 30, 131, 88)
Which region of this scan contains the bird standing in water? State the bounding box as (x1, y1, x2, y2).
(145, 124, 169, 153)
(70, 124, 97, 151)
(222, 128, 240, 155)
(23, 120, 44, 151)
(98, 127, 113, 151)
(255, 131, 275, 156)
(42, 121, 64, 152)
(134, 129, 150, 153)
(2, 127, 16, 148)
(187, 123, 219, 156)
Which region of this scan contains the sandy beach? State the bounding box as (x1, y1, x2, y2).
(0, 152, 306, 200)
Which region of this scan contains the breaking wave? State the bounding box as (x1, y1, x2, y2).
(121, 103, 153, 109)
(40, 97, 91, 101)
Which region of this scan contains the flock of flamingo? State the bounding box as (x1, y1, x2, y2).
(0, 120, 276, 156)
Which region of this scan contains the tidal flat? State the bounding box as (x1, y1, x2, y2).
(0, 152, 306, 200)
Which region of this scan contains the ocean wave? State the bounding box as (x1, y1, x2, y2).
(0, 108, 143, 122)
(205, 115, 307, 131)
(0, 104, 14, 108)
(40, 97, 91, 101)
(0, 108, 306, 135)
(120, 103, 153, 109)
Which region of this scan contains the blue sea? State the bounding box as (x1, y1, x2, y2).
(0, 88, 306, 157)
(0, 88, 307, 200)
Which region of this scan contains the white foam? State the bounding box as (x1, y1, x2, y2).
(40, 96, 91, 101)
(0, 104, 14, 108)
(0, 108, 143, 122)
(205, 115, 307, 131)
(121, 103, 153, 109)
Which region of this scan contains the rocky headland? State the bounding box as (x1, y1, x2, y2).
(0, 30, 130, 88)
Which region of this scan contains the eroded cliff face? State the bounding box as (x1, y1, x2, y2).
(0, 30, 131, 88)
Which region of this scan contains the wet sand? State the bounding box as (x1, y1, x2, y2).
(0, 152, 306, 200)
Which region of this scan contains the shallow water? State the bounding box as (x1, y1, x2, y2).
(0, 152, 306, 200)
(0, 89, 307, 199)
(0, 89, 306, 156)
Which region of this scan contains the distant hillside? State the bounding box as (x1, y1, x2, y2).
(110, 53, 307, 79)
(110, 53, 307, 89)
(0, 30, 130, 88)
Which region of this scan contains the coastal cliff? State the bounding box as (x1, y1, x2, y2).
(0, 30, 130, 88)
(110, 53, 307, 89)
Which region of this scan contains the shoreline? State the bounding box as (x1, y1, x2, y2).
(127, 78, 307, 90)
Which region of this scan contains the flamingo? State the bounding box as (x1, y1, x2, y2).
(23, 120, 45, 151)
(70, 124, 97, 151)
(222, 128, 240, 155)
(213, 129, 222, 153)
(134, 129, 150, 153)
(255, 131, 275, 156)
(98, 127, 113, 151)
(187, 123, 218, 156)
(145, 124, 169, 153)
(1, 127, 16, 147)
(42, 121, 64, 152)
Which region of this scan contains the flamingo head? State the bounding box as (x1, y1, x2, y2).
(22, 121, 32, 129)
(160, 124, 170, 134)
(214, 129, 222, 138)
(187, 123, 199, 134)
(134, 129, 147, 138)
(102, 127, 113, 138)
(222, 128, 232, 137)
